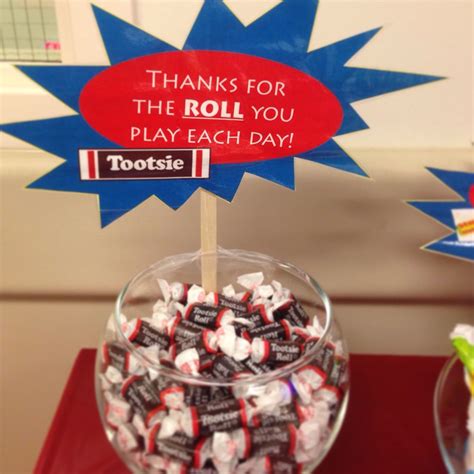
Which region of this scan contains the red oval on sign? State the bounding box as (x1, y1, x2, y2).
(80, 51, 343, 165)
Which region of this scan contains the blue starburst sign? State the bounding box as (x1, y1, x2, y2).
(1, 0, 442, 226)
(409, 168, 474, 262)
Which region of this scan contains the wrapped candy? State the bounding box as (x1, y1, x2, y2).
(98, 273, 347, 473)
(123, 319, 170, 350)
(185, 303, 235, 328)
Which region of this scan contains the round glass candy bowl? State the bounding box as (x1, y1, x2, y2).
(434, 354, 471, 474)
(96, 248, 350, 473)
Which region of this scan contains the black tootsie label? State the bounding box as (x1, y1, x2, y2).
(210, 385, 232, 401)
(248, 321, 289, 341)
(173, 334, 202, 353)
(258, 403, 303, 428)
(233, 321, 252, 338)
(211, 354, 246, 379)
(79, 149, 210, 181)
(170, 318, 205, 342)
(104, 342, 128, 372)
(155, 438, 194, 465)
(253, 443, 288, 458)
(185, 304, 228, 328)
(122, 376, 162, 421)
(249, 425, 296, 457)
(327, 356, 347, 389)
(241, 305, 269, 328)
(195, 398, 246, 436)
(165, 432, 196, 450)
(184, 385, 211, 406)
(273, 300, 309, 328)
(241, 357, 272, 375)
(306, 340, 335, 374)
(171, 332, 216, 368)
(267, 340, 302, 363)
(200, 368, 232, 399)
(215, 294, 249, 315)
(269, 457, 302, 474)
(150, 374, 172, 393)
(130, 320, 170, 350)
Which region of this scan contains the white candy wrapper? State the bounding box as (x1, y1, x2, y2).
(233, 317, 253, 328)
(205, 292, 218, 305)
(151, 311, 170, 333)
(310, 400, 331, 428)
(169, 282, 187, 302)
(106, 313, 127, 335)
(116, 423, 139, 452)
(217, 325, 251, 361)
(252, 284, 274, 300)
(106, 397, 132, 425)
(152, 299, 168, 313)
(297, 366, 326, 392)
(271, 280, 283, 292)
(334, 340, 345, 357)
(298, 418, 322, 451)
(161, 387, 185, 410)
(234, 337, 251, 361)
(174, 348, 200, 375)
(222, 284, 236, 298)
(187, 284, 206, 304)
(271, 280, 292, 303)
(158, 414, 180, 439)
(295, 442, 324, 464)
(237, 272, 264, 290)
(144, 455, 168, 470)
(167, 460, 188, 474)
(167, 301, 185, 318)
(98, 373, 112, 391)
(105, 365, 124, 384)
(135, 344, 161, 366)
(313, 386, 340, 406)
(157, 279, 171, 303)
(217, 325, 237, 357)
(212, 431, 237, 464)
(132, 414, 147, 437)
(291, 372, 312, 405)
(121, 319, 135, 340)
(214, 458, 239, 474)
(253, 379, 293, 413)
(308, 319, 325, 338)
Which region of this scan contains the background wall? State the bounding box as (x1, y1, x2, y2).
(0, 0, 473, 473)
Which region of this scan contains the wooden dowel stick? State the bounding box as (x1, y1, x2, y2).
(200, 190, 217, 292)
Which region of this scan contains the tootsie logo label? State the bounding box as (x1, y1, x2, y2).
(79, 148, 210, 180)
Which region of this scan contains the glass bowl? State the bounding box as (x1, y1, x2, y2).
(95, 248, 350, 473)
(434, 354, 471, 474)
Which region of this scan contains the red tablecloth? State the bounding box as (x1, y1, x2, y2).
(34, 350, 447, 473)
